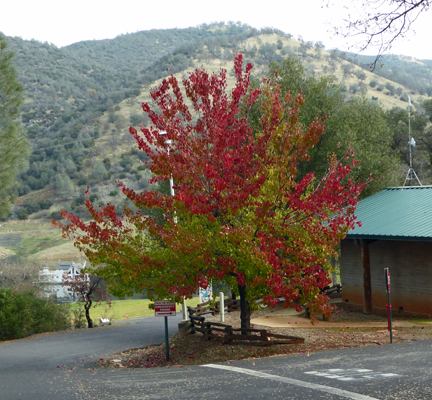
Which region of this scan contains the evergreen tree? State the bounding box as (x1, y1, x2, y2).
(54, 174, 74, 199)
(0, 34, 30, 218)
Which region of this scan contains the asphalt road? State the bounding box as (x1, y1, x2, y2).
(1, 317, 431, 400)
(0, 315, 182, 400)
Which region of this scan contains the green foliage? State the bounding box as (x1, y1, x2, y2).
(50, 210, 63, 220)
(0, 34, 30, 218)
(54, 174, 74, 199)
(263, 57, 400, 196)
(39, 199, 53, 209)
(0, 288, 71, 341)
(89, 194, 98, 202)
(16, 208, 28, 220)
(71, 196, 85, 209)
(385, 106, 431, 180)
(422, 98, 432, 122)
(4, 24, 432, 220)
(90, 161, 107, 181)
(72, 307, 86, 328)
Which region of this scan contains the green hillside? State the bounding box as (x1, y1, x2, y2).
(2, 22, 432, 263)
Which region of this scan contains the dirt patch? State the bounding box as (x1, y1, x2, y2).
(98, 302, 432, 369)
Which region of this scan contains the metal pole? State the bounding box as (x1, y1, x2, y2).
(164, 316, 169, 360)
(408, 96, 413, 186)
(408, 97, 412, 169)
(387, 291, 393, 344)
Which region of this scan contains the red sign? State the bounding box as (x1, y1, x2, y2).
(154, 301, 176, 317)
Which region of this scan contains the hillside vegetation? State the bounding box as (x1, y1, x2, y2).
(2, 22, 432, 264)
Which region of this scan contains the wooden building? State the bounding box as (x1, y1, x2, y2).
(341, 186, 432, 315)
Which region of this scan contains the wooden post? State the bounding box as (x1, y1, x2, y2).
(362, 244, 373, 314)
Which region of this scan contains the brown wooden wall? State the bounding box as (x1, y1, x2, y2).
(341, 239, 432, 315)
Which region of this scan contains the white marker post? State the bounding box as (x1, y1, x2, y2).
(220, 292, 225, 323)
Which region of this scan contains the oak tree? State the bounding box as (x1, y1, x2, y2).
(55, 55, 364, 329)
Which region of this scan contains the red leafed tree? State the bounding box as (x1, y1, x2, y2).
(63, 273, 109, 328)
(54, 54, 364, 330)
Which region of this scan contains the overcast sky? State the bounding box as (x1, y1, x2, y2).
(2, 0, 432, 59)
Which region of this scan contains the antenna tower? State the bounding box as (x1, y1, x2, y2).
(403, 96, 422, 186)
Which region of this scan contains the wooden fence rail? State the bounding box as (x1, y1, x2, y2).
(189, 314, 304, 346)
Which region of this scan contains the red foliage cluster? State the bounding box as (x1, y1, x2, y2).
(54, 54, 365, 321)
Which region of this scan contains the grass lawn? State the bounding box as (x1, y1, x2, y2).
(67, 298, 202, 323)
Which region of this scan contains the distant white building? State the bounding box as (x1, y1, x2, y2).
(39, 262, 86, 302)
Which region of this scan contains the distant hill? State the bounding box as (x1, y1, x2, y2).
(3, 22, 432, 233)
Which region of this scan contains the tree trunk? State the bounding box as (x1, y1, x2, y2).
(85, 300, 93, 328)
(238, 283, 250, 334)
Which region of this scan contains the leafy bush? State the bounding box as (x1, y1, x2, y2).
(38, 199, 53, 210)
(50, 211, 63, 220)
(73, 307, 86, 328)
(22, 199, 41, 214)
(71, 196, 86, 210)
(16, 208, 29, 220)
(0, 288, 71, 341)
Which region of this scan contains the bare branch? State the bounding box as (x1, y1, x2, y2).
(331, 0, 431, 69)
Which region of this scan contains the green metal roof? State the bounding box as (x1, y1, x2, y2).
(346, 185, 432, 241)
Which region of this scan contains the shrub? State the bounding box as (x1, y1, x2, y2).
(22, 199, 41, 214)
(71, 196, 86, 210)
(50, 211, 63, 220)
(16, 208, 29, 220)
(0, 288, 71, 341)
(73, 307, 86, 329)
(38, 199, 53, 210)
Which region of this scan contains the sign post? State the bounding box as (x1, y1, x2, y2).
(154, 301, 176, 360)
(384, 268, 393, 344)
